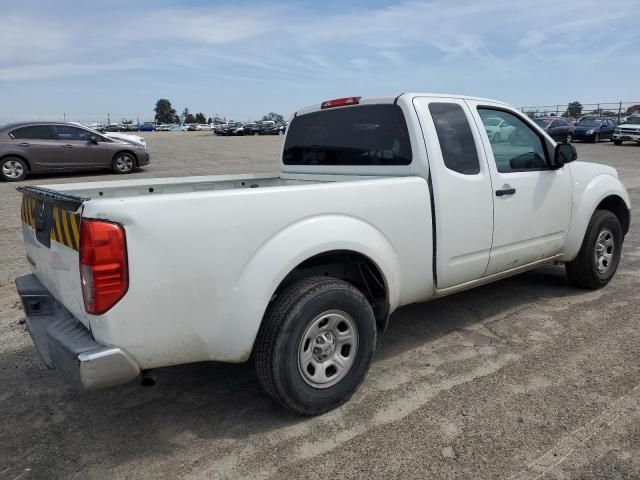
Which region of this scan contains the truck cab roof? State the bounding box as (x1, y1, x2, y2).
(294, 93, 510, 117)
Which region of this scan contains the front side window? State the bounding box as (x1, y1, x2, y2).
(52, 125, 92, 141)
(429, 103, 480, 175)
(478, 108, 548, 173)
(11, 125, 54, 140)
(283, 104, 412, 166)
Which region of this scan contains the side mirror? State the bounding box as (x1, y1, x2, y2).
(553, 142, 576, 168)
(89, 135, 100, 144)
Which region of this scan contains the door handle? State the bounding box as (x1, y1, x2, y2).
(496, 187, 516, 196)
(62, 144, 73, 149)
(17, 142, 30, 147)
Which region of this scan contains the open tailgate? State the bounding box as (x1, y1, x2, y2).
(18, 186, 90, 327)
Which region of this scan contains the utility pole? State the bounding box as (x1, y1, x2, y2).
(63, 112, 66, 122)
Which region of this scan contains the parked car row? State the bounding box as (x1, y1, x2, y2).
(530, 116, 640, 144)
(214, 121, 287, 136)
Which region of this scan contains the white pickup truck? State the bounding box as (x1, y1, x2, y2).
(15, 93, 630, 415)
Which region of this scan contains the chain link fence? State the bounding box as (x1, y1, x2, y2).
(520, 102, 640, 122)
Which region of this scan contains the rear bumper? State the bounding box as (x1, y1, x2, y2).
(15, 274, 140, 390)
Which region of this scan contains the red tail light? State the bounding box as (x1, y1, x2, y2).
(320, 96, 361, 109)
(80, 219, 128, 315)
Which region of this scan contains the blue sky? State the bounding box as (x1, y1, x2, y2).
(1, 0, 639, 123)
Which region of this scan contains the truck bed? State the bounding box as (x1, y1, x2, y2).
(43, 173, 378, 199)
(18, 174, 434, 368)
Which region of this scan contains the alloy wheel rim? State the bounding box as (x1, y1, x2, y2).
(297, 310, 359, 389)
(2, 160, 24, 179)
(594, 229, 614, 273)
(115, 156, 133, 172)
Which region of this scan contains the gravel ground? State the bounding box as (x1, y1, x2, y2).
(1, 132, 639, 480)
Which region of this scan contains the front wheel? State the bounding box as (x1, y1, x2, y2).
(112, 152, 135, 174)
(613, 140, 622, 145)
(254, 276, 376, 415)
(565, 210, 623, 289)
(565, 134, 573, 143)
(593, 133, 600, 143)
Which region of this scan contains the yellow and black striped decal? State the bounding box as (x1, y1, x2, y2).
(21, 195, 81, 251)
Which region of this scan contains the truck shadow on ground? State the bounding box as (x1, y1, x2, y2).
(0, 264, 588, 477)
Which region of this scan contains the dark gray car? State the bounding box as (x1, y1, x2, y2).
(0, 122, 150, 182)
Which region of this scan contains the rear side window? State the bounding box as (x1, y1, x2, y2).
(428, 103, 480, 175)
(11, 126, 54, 140)
(283, 104, 412, 166)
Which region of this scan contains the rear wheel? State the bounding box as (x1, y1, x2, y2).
(565, 210, 622, 289)
(1, 156, 28, 182)
(112, 152, 135, 174)
(254, 276, 376, 415)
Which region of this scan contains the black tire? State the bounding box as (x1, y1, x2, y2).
(254, 276, 376, 415)
(566, 134, 573, 143)
(593, 133, 600, 143)
(0, 156, 28, 182)
(613, 140, 622, 145)
(565, 210, 623, 289)
(112, 152, 136, 174)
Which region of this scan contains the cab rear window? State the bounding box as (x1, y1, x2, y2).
(283, 104, 412, 166)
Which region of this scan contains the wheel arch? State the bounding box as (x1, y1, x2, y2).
(273, 249, 390, 330)
(562, 173, 631, 261)
(112, 149, 138, 166)
(597, 195, 630, 236)
(222, 215, 401, 362)
(0, 153, 31, 172)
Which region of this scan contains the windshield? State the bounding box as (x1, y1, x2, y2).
(283, 104, 412, 166)
(533, 119, 551, 128)
(577, 119, 602, 127)
(625, 116, 640, 124)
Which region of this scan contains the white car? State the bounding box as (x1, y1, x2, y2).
(16, 93, 630, 415)
(103, 132, 147, 150)
(70, 123, 147, 150)
(483, 116, 516, 143)
(613, 115, 640, 145)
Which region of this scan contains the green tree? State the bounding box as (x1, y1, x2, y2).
(207, 117, 213, 124)
(564, 101, 583, 118)
(262, 112, 285, 123)
(181, 107, 196, 123)
(195, 112, 207, 124)
(154, 99, 177, 124)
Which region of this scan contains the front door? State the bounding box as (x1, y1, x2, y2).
(52, 125, 110, 170)
(413, 97, 494, 289)
(467, 102, 573, 275)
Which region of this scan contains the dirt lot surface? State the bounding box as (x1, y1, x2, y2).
(1, 133, 639, 480)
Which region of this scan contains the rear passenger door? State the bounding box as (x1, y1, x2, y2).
(413, 97, 494, 289)
(9, 125, 62, 172)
